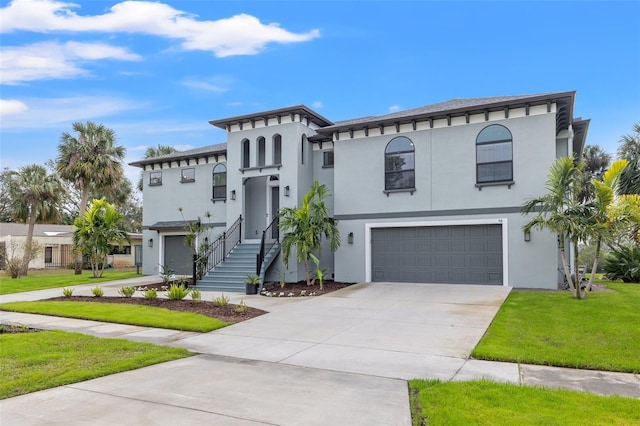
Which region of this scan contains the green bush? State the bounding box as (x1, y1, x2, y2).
(118, 286, 136, 298)
(190, 289, 201, 301)
(62, 288, 74, 297)
(603, 246, 640, 283)
(235, 299, 247, 315)
(213, 293, 230, 307)
(165, 284, 190, 300)
(91, 286, 104, 297)
(143, 289, 157, 300)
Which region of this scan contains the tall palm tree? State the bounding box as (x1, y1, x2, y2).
(73, 198, 130, 278)
(9, 164, 65, 276)
(586, 159, 629, 290)
(522, 157, 587, 299)
(579, 144, 612, 203)
(137, 144, 178, 191)
(56, 121, 126, 274)
(618, 123, 640, 195)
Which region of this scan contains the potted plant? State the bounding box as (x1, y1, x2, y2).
(244, 274, 260, 295)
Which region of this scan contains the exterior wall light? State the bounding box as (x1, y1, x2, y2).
(148, 238, 153, 248)
(284, 185, 290, 197)
(231, 190, 236, 200)
(348, 232, 354, 244)
(524, 230, 531, 242)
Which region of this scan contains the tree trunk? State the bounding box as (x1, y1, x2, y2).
(304, 259, 311, 286)
(559, 235, 575, 293)
(74, 186, 90, 275)
(20, 206, 38, 276)
(587, 238, 601, 292)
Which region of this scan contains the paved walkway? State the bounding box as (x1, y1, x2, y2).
(1, 279, 638, 425)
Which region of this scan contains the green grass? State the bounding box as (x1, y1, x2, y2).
(473, 282, 640, 373)
(0, 270, 140, 295)
(0, 330, 193, 399)
(409, 379, 640, 426)
(0, 301, 228, 332)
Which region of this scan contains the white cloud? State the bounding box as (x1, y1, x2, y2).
(0, 0, 320, 57)
(1, 40, 141, 84)
(0, 99, 28, 116)
(180, 75, 233, 93)
(0, 95, 143, 129)
(388, 105, 401, 113)
(311, 101, 323, 109)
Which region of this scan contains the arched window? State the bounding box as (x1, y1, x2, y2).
(241, 139, 250, 168)
(385, 136, 415, 190)
(476, 125, 513, 183)
(212, 164, 227, 200)
(273, 134, 282, 165)
(257, 137, 266, 167)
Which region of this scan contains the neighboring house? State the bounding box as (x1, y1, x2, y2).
(130, 91, 589, 290)
(0, 223, 142, 270)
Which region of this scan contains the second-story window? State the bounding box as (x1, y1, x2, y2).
(212, 164, 227, 200)
(257, 137, 266, 167)
(149, 171, 162, 186)
(385, 136, 415, 190)
(181, 168, 195, 182)
(242, 139, 250, 168)
(273, 134, 282, 165)
(323, 151, 334, 167)
(476, 124, 513, 184)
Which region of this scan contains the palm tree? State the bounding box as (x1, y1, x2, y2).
(579, 144, 612, 203)
(618, 123, 640, 195)
(137, 144, 178, 191)
(522, 157, 587, 299)
(73, 198, 130, 278)
(586, 159, 629, 290)
(56, 121, 126, 274)
(279, 180, 340, 288)
(8, 164, 65, 276)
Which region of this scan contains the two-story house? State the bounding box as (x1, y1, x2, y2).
(130, 91, 589, 291)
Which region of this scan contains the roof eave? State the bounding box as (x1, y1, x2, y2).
(209, 105, 334, 130)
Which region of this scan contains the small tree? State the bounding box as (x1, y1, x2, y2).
(522, 157, 587, 299)
(280, 180, 340, 288)
(73, 198, 130, 278)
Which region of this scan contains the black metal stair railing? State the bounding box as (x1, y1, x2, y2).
(256, 216, 279, 275)
(192, 215, 242, 281)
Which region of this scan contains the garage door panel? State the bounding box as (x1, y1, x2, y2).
(371, 225, 503, 285)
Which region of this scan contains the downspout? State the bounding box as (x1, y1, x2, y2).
(567, 124, 575, 277)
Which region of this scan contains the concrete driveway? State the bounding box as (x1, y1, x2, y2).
(1, 282, 513, 425)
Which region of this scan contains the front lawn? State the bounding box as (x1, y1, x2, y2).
(0, 301, 228, 332)
(0, 270, 140, 295)
(409, 379, 640, 426)
(473, 282, 640, 373)
(0, 330, 192, 399)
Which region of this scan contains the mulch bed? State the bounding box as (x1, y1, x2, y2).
(260, 280, 354, 296)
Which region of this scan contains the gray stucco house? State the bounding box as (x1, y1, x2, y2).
(130, 91, 589, 290)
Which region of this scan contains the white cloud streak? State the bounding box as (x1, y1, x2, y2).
(0, 95, 144, 129)
(1, 40, 141, 84)
(180, 75, 233, 93)
(0, 99, 29, 116)
(0, 0, 320, 57)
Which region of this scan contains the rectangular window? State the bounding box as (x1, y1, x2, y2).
(181, 168, 195, 182)
(45, 246, 53, 263)
(149, 171, 162, 186)
(323, 151, 334, 167)
(109, 246, 131, 255)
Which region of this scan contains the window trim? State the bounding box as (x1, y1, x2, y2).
(384, 136, 415, 191)
(149, 171, 162, 186)
(180, 167, 195, 183)
(212, 163, 227, 201)
(323, 150, 334, 168)
(476, 124, 513, 185)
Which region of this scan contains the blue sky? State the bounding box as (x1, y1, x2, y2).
(1, 0, 639, 188)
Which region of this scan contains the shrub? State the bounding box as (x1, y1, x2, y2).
(91, 286, 104, 297)
(235, 299, 248, 315)
(118, 286, 136, 298)
(603, 246, 640, 283)
(5, 257, 23, 279)
(62, 287, 74, 297)
(165, 284, 190, 300)
(143, 289, 158, 300)
(213, 293, 230, 307)
(190, 289, 201, 301)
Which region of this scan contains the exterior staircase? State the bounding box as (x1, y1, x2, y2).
(195, 242, 280, 292)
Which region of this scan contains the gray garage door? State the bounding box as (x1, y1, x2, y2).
(164, 235, 192, 275)
(371, 225, 503, 285)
